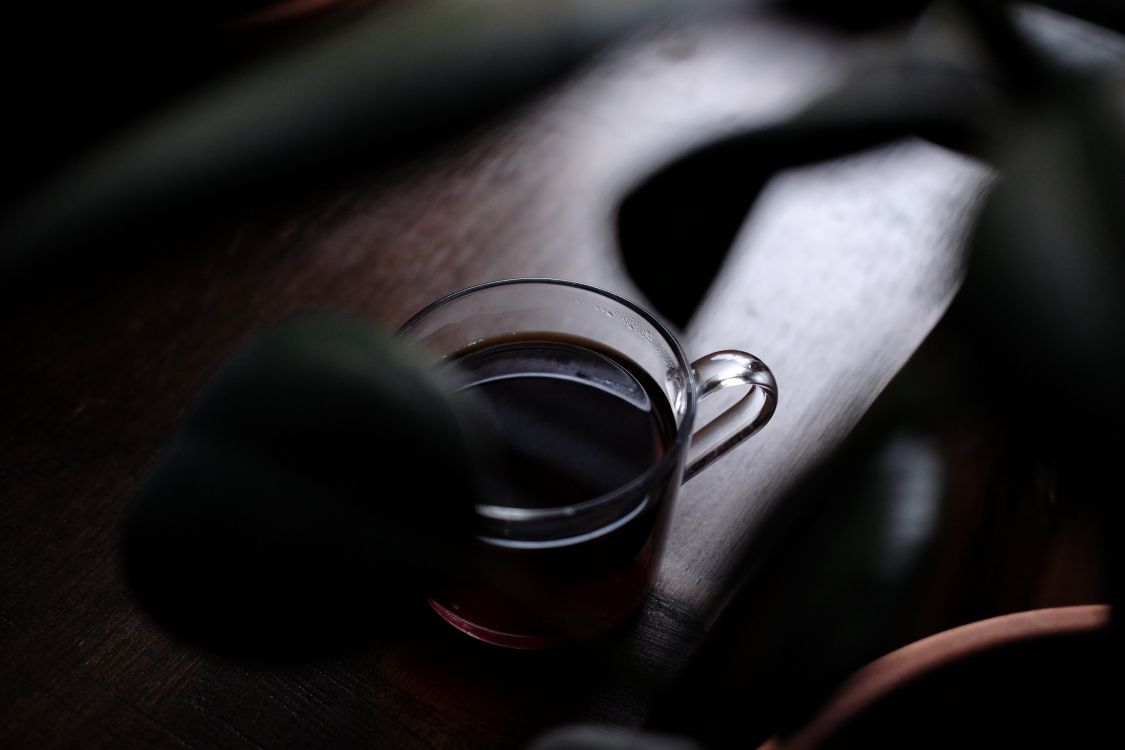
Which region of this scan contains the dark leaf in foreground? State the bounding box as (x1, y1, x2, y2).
(120, 315, 479, 660)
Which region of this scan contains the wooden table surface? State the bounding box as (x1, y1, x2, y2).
(1, 11, 992, 749)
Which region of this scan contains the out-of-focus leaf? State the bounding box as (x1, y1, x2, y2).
(962, 73, 1125, 437)
(776, 0, 933, 32)
(1033, 0, 1125, 36)
(648, 317, 995, 745)
(0, 0, 736, 282)
(120, 314, 480, 660)
(659, 429, 946, 745)
(617, 8, 1001, 326)
(959, 72, 1125, 615)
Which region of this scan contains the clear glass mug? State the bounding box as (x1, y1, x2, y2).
(399, 279, 777, 648)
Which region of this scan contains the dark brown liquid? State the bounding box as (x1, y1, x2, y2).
(432, 336, 680, 647)
(451, 337, 675, 508)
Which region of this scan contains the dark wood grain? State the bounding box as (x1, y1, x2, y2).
(1, 13, 998, 749)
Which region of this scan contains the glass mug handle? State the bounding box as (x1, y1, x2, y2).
(684, 350, 778, 482)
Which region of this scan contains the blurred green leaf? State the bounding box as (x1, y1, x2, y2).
(120, 314, 479, 660)
(2, 0, 733, 282)
(617, 5, 1001, 325)
(653, 341, 957, 744)
(962, 73, 1125, 436)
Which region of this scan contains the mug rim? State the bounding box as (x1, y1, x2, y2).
(398, 277, 698, 526)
